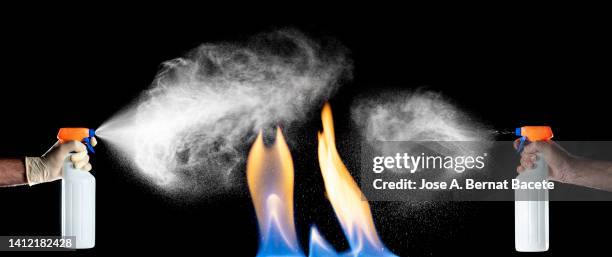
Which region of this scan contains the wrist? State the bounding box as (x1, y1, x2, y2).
(558, 155, 580, 184)
(24, 156, 47, 186)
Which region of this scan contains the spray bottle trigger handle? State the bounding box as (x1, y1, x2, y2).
(84, 137, 95, 154)
(517, 136, 526, 154)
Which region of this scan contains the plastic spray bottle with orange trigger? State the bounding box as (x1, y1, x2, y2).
(58, 128, 96, 249)
(514, 126, 553, 252)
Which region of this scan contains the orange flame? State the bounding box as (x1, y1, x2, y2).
(246, 104, 396, 256)
(318, 103, 396, 256)
(247, 128, 304, 256)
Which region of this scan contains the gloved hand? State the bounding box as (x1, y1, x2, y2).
(24, 137, 97, 186)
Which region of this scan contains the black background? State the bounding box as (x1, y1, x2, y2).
(1, 7, 611, 256)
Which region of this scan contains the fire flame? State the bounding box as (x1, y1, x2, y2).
(247, 104, 396, 256)
(317, 103, 396, 256)
(247, 128, 304, 257)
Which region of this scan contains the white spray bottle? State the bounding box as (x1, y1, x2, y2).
(58, 128, 96, 249)
(514, 126, 553, 252)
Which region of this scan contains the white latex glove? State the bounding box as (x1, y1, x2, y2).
(25, 137, 97, 186)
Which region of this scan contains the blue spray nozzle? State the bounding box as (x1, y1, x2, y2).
(515, 127, 522, 136)
(515, 128, 525, 154)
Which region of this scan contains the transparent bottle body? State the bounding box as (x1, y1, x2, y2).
(515, 153, 549, 252)
(61, 154, 96, 249)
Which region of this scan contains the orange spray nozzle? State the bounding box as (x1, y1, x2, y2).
(515, 126, 553, 153)
(57, 128, 96, 153)
(515, 126, 554, 141)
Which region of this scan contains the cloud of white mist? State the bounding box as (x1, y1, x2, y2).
(98, 30, 351, 196)
(351, 90, 494, 172)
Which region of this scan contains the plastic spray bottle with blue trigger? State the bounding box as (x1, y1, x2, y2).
(57, 128, 96, 249)
(514, 126, 553, 252)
